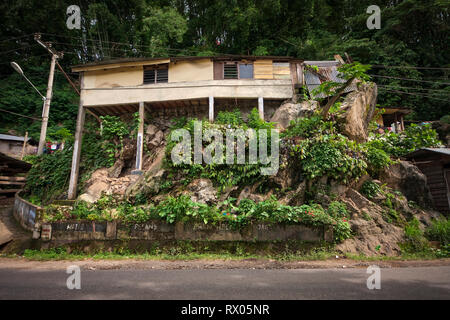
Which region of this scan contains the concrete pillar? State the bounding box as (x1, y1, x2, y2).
(209, 96, 214, 122)
(258, 97, 264, 121)
(133, 102, 145, 173)
(68, 73, 86, 200)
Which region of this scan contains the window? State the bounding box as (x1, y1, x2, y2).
(224, 62, 238, 79)
(222, 62, 254, 79)
(143, 64, 168, 84)
(239, 63, 253, 79)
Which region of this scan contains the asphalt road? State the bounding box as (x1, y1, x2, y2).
(0, 266, 449, 300)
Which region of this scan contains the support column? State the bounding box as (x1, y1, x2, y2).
(258, 97, 264, 121)
(209, 96, 214, 122)
(132, 102, 145, 174)
(68, 73, 86, 200)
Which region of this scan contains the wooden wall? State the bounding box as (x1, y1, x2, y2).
(415, 158, 450, 215)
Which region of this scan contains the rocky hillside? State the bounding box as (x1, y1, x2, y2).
(58, 80, 446, 257)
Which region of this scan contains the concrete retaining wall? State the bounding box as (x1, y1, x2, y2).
(13, 193, 42, 233)
(40, 220, 333, 242)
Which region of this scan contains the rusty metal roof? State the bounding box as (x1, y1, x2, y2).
(405, 148, 450, 159)
(304, 60, 357, 98)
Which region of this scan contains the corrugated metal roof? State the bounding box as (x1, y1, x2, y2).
(405, 148, 450, 159)
(0, 134, 30, 142)
(304, 60, 357, 98)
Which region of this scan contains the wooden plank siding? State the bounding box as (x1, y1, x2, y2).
(273, 62, 291, 79)
(417, 162, 450, 214)
(213, 61, 224, 80)
(254, 60, 273, 79)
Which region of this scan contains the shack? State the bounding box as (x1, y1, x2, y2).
(405, 148, 450, 215)
(0, 134, 36, 159)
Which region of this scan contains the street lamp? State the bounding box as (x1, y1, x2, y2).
(11, 58, 56, 155)
(10, 62, 46, 101)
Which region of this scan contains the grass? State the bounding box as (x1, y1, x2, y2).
(1, 246, 447, 262)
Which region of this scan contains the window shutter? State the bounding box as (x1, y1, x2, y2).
(213, 61, 224, 80)
(224, 62, 238, 79)
(157, 68, 168, 83)
(143, 68, 156, 84)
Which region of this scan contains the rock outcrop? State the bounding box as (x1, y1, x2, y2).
(270, 100, 318, 130)
(379, 160, 433, 207)
(336, 188, 405, 256)
(186, 178, 217, 204)
(338, 82, 377, 142)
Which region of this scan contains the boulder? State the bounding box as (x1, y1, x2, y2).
(339, 82, 377, 142)
(148, 130, 164, 149)
(270, 100, 318, 130)
(79, 169, 110, 203)
(108, 159, 125, 178)
(379, 160, 433, 207)
(126, 150, 166, 198)
(187, 178, 217, 204)
(146, 124, 158, 139)
(121, 139, 136, 161)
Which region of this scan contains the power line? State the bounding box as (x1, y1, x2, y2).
(370, 74, 450, 85)
(0, 107, 41, 121)
(0, 43, 37, 56)
(377, 85, 450, 95)
(40, 32, 235, 57)
(378, 88, 450, 102)
(0, 34, 33, 44)
(372, 65, 450, 71)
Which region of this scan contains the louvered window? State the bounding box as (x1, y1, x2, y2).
(224, 62, 238, 79)
(143, 64, 168, 84)
(222, 62, 253, 79)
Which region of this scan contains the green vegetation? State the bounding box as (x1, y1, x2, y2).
(22, 116, 134, 205)
(291, 133, 367, 183)
(360, 181, 382, 199)
(425, 217, 450, 246)
(43, 194, 353, 243)
(164, 111, 274, 189)
(367, 124, 441, 158)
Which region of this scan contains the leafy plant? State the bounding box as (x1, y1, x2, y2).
(425, 218, 450, 245)
(360, 181, 381, 199)
(216, 109, 244, 126)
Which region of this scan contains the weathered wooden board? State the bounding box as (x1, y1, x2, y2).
(254, 60, 273, 79)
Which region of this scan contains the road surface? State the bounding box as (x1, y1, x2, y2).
(0, 265, 449, 299)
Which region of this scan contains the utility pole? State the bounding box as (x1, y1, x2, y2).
(34, 33, 63, 155)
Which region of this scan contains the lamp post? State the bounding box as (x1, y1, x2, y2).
(11, 58, 56, 155)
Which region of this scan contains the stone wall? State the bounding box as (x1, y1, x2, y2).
(39, 220, 333, 243)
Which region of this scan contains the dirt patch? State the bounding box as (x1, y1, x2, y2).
(1, 257, 449, 271)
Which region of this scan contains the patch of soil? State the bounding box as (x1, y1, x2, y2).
(0, 257, 449, 271)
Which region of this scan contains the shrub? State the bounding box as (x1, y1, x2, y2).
(367, 124, 441, 158)
(215, 109, 244, 126)
(283, 115, 334, 139)
(425, 218, 450, 245)
(404, 218, 428, 251)
(360, 181, 381, 199)
(334, 220, 352, 242)
(440, 114, 450, 124)
(365, 144, 392, 175)
(292, 134, 367, 183)
(327, 201, 349, 219)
